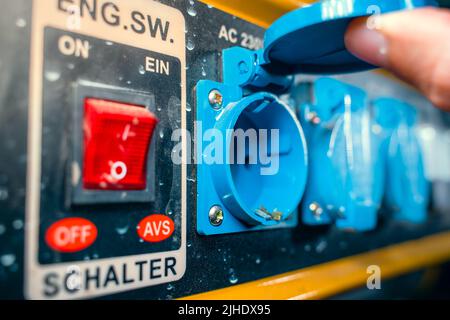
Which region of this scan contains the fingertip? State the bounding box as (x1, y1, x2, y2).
(345, 16, 389, 67)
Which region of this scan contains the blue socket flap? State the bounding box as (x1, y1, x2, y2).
(263, 0, 436, 75)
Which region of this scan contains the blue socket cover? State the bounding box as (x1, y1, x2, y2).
(373, 98, 430, 223)
(299, 78, 384, 232)
(262, 0, 436, 75)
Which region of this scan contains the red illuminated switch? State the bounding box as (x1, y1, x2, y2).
(83, 98, 158, 190)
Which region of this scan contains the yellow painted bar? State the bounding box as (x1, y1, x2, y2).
(200, 0, 316, 28)
(182, 232, 450, 300)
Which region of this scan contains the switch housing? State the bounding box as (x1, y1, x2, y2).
(69, 83, 158, 205)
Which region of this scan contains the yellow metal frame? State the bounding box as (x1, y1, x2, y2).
(182, 231, 450, 299)
(200, 0, 315, 28)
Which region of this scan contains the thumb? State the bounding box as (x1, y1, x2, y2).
(345, 7, 450, 111)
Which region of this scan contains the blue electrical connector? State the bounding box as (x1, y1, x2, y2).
(298, 78, 384, 231)
(196, 0, 434, 235)
(373, 98, 430, 223)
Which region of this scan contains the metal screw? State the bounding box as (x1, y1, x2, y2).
(309, 202, 323, 218)
(209, 205, 224, 226)
(307, 111, 321, 125)
(208, 89, 223, 110)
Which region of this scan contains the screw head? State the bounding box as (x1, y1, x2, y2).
(307, 111, 321, 125)
(209, 205, 224, 226)
(208, 89, 223, 110)
(309, 202, 323, 217)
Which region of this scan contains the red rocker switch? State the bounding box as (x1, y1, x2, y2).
(82, 98, 158, 190)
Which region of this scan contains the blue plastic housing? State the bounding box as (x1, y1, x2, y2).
(196, 81, 308, 235)
(373, 98, 430, 223)
(263, 0, 437, 74)
(196, 0, 435, 235)
(299, 78, 384, 232)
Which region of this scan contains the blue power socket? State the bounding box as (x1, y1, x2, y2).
(196, 81, 308, 235)
(373, 98, 430, 223)
(195, 0, 433, 235)
(298, 78, 384, 232)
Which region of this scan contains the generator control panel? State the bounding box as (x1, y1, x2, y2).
(0, 0, 450, 300)
(25, 0, 187, 299)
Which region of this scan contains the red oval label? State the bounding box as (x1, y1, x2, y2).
(45, 218, 97, 253)
(137, 214, 174, 243)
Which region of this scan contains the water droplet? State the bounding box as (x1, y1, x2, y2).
(16, 18, 26, 28)
(157, 105, 162, 112)
(1, 254, 15, 267)
(187, 1, 197, 17)
(201, 66, 207, 77)
(228, 269, 238, 284)
(207, 4, 214, 9)
(186, 37, 195, 51)
(0, 224, 6, 235)
(0, 187, 8, 201)
(255, 257, 261, 264)
(138, 65, 145, 75)
(187, 242, 192, 248)
(92, 253, 99, 259)
(12, 219, 23, 230)
(139, 238, 144, 243)
(67, 63, 75, 70)
(159, 129, 165, 139)
(116, 225, 129, 235)
(126, 80, 132, 85)
(186, 103, 191, 112)
(187, 7, 197, 16)
(45, 71, 61, 82)
(165, 199, 174, 216)
(304, 244, 312, 252)
(105, 41, 114, 46)
(166, 284, 174, 291)
(315, 239, 327, 253)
